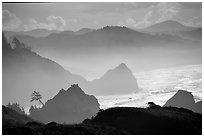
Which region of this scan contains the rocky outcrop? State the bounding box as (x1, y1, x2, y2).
(85, 63, 139, 95)
(29, 84, 100, 124)
(163, 90, 202, 114)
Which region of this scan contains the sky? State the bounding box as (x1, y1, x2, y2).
(2, 2, 202, 32)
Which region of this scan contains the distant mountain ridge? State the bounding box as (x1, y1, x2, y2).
(178, 28, 202, 41)
(4, 29, 61, 38)
(140, 20, 197, 33)
(4, 20, 201, 42)
(4, 28, 95, 39)
(14, 23, 198, 50)
(75, 28, 95, 35)
(139, 20, 201, 42)
(12, 22, 201, 73)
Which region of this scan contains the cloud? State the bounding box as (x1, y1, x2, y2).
(46, 16, 66, 30)
(126, 18, 136, 26)
(24, 16, 67, 31)
(24, 18, 49, 31)
(2, 10, 22, 31)
(182, 13, 202, 27)
(2, 9, 68, 31)
(133, 11, 153, 28)
(155, 2, 180, 23)
(120, 11, 153, 29)
(120, 2, 180, 29)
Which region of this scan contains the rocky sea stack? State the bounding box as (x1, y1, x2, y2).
(163, 90, 202, 114)
(29, 84, 100, 124)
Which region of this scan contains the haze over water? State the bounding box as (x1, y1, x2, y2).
(97, 64, 202, 109)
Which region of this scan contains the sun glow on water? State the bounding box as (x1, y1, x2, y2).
(97, 64, 202, 109)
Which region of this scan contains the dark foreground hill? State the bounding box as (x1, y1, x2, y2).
(91, 107, 202, 134)
(3, 106, 202, 135)
(2, 106, 34, 129)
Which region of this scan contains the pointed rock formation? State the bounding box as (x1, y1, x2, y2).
(29, 84, 100, 124)
(85, 63, 139, 95)
(163, 90, 202, 114)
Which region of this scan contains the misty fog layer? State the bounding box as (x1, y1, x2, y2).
(3, 21, 202, 109)
(2, 34, 86, 107)
(98, 64, 202, 109)
(11, 26, 202, 80)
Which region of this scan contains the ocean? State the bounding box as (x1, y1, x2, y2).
(97, 64, 202, 109)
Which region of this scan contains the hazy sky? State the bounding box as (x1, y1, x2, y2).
(2, 2, 202, 80)
(2, 2, 202, 31)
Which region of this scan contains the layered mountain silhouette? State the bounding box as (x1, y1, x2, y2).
(140, 20, 197, 33)
(4, 29, 61, 38)
(29, 84, 100, 124)
(2, 20, 202, 108)
(48, 28, 94, 37)
(140, 20, 201, 42)
(16, 25, 197, 50)
(75, 28, 95, 35)
(4, 28, 94, 41)
(178, 28, 202, 41)
(3, 33, 142, 108)
(12, 22, 201, 72)
(2, 33, 87, 107)
(83, 63, 139, 95)
(163, 90, 202, 114)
